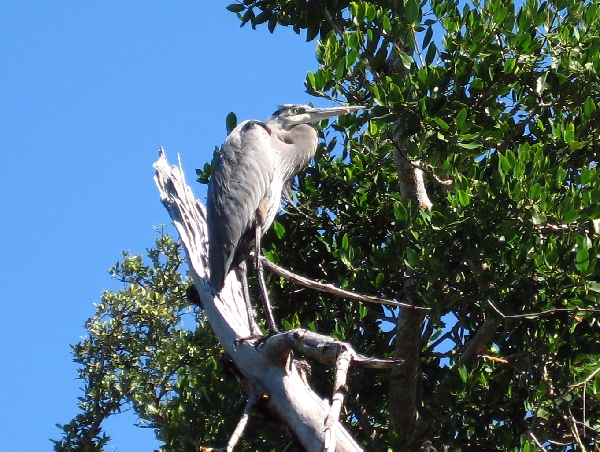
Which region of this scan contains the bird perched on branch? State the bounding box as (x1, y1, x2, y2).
(207, 104, 363, 334)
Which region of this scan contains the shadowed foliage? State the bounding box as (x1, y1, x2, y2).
(56, 0, 600, 450)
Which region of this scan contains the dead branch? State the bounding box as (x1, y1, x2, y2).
(487, 301, 600, 319)
(154, 149, 363, 451)
(325, 347, 352, 452)
(227, 396, 255, 452)
(260, 256, 430, 311)
(286, 329, 402, 369)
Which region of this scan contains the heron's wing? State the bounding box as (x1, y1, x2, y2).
(207, 120, 274, 290)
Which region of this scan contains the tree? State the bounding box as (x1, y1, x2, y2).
(55, 0, 600, 450)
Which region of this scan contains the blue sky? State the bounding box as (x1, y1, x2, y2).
(0, 2, 318, 450)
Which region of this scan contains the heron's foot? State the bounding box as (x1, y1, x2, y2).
(234, 334, 269, 348)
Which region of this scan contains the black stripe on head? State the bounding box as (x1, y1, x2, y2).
(272, 104, 308, 117)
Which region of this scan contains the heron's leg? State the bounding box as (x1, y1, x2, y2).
(254, 227, 279, 334)
(236, 260, 262, 337)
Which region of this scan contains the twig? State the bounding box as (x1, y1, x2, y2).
(525, 398, 548, 452)
(387, 134, 453, 186)
(528, 431, 549, 452)
(568, 406, 586, 452)
(259, 256, 430, 311)
(227, 396, 256, 452)
(487, 300, 600, 319)
(199, 396, 256, 452)
(353, 394, 384, 451)
(324, 347, 352, 452)
(410, 317, 500, 442)
(569, 366, 600, 389)
(568, 365, 600, 440)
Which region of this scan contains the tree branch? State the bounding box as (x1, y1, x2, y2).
(154, 149, 363, 452)
(487, 301, 600, 319)
(260, 256, 430, 311)
(388, 133, 430, 436)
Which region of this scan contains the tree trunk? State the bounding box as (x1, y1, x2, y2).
(389, 140, 430, 437)
(154, 150, 362, 451)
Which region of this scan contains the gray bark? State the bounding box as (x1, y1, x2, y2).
(154, 149, 362, 452)
(389, 141, 430, 436)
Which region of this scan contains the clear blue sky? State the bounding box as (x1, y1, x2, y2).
(0, 2, 318, 450)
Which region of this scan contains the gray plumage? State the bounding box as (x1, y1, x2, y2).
(206, 104, 363, 332)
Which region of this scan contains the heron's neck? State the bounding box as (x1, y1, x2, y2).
(272, 123, 318, 182)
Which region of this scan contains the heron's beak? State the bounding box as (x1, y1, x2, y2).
(304, 105, 364, 123)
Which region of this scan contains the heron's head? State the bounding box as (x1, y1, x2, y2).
(270, 104, 364, 129)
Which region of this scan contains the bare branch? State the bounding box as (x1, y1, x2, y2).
(260, 256, 430, 311)
(528, 431, 549, 452)
(324, 348, 352, 452)
(226, 396, 256, 452)
(287, 329, 402, 369)
(568, 366, 600, 390)
(487, 301, 600, 319)
(154, 149, 363, 452)
(388, 134, 454, 188)
(568, 405, 587, 452)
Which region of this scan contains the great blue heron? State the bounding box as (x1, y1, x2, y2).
(207, 104, 363, 334)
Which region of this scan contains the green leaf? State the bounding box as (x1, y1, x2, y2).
(399, 51, 414, 69)
(273, 221, 285, 240)
(456, 108, 467, 129)
(532, 209, 546, 225)
(458, 365, 468, 383)
(433, 117, 450, 130)
(382, 14, 391, 33)
(346, 48, 358, 67)
(561, 207, 579, 223)
(334, 58, 346, 80)
(393, 202, 408, 221)
(504, 58, 516, 73)
(306, 25, 319, 42)
(588, 281, 600, 293)
(530, 183, 542, 200)
(563, 122, 575, 145)
(494, 6, 508, 24)
(366, 3, 376, 21)
(457, 190, 471, 206)
(225, 112, 237, 135)
(584, 97, 597, 118)
(457, 141, 480, 150)
(423, 26, 433, 49)
(580, 168, 593, 185)
(471, 77, 484, 90)
(405, 0, 420, 23)
(586, 3, 598, 24)
(342, 232, 349, 250)
(575, 247, 590, 272)
(306, 71, 316, 89)
(226, 4, 245, 13)
(499, 153, 512, 173)
(406, 248, 420, 268)
(425, 42, 437, 66)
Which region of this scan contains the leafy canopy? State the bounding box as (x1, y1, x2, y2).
(56, 0, 600, 450)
